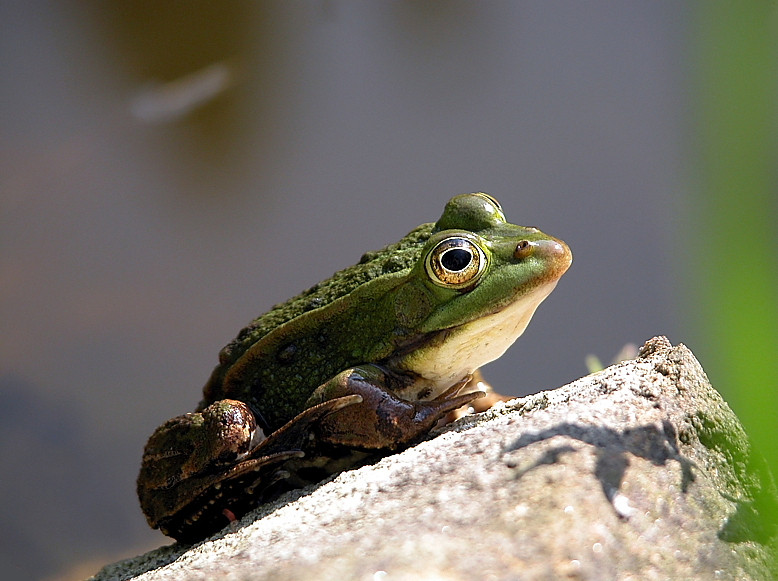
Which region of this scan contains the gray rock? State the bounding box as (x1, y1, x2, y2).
(91, 337, 777, 580)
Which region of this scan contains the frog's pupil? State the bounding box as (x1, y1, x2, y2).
(441, 248, 472, 272)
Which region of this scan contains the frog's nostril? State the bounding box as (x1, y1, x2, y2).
(515, 239, 572, 264)
(514, 240, 533, 259)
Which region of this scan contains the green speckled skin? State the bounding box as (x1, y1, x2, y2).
(138, 193, 573, 542)
(200, 193, 569, 431)
(200, 223, 436, 430)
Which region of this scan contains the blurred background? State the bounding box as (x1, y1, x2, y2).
(1, 2, 775, 579)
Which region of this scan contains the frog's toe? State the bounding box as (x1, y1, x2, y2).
(442, 371, 511, 421)
(155, 449, 305, 542)
(255, 395, 363, 456)
(422, 385, 486, 420)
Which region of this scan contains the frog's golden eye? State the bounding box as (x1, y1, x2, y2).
(425, 236, 488, 290)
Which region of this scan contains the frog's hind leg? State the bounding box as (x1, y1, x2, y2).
(140, 396, 362, 543)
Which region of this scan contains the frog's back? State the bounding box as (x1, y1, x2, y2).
(202, 223, 434, 402)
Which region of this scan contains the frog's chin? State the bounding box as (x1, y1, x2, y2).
(396, 279, 560, 401)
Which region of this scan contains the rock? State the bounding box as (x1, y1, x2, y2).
(91, 337, 777, 580)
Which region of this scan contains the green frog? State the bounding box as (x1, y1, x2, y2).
(137, 193, 572, 542)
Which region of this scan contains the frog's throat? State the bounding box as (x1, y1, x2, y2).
(395, 280, 560, 400)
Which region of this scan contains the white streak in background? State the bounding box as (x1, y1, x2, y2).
(130, 61, 236, 123)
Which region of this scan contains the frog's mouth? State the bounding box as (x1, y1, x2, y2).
(394, 279, 561, 400)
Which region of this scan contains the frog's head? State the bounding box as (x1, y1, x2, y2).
(397, 192, 572, 392)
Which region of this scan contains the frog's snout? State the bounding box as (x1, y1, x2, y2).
(546, 238, 573, 271)
(514, 238, 572, 271)
(541, 238, 570, 258)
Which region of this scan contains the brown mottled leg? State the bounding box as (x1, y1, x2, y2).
(307, 365, 485, 450)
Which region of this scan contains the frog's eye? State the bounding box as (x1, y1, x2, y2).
(425, 236, 488, 290)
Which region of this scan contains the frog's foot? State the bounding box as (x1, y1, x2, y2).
(153, 448, 303, 542)
(308, 365, 486, 450)
(138, 396, 361, 543)
(255, 394, 363, 455)
(444, 369, 514, 422)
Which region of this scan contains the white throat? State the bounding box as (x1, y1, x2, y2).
(398, 280, 559, 400)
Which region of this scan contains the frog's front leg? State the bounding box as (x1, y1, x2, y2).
(444, 369, 515, 421)
(306, 364, 485, 450)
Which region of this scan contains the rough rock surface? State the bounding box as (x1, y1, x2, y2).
(91, 337, 777, 580)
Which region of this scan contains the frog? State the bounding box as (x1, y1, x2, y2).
(137, 192, 572, 542)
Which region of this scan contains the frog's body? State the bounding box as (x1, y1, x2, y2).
(203, 222, 436, 432)
(137, 193, 572, 542)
